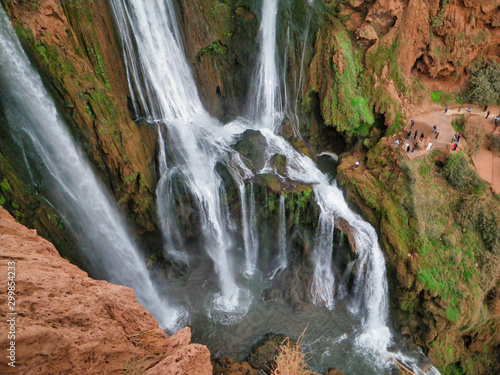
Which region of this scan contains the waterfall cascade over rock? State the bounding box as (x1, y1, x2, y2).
(0, 4, 182, 330)
(108, 0, 404, 369)
(0, 0, 444, 372)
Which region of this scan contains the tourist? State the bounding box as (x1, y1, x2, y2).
(453, 142, 458, 151)
(355, 161, 360, 167)
(432, 125, 437, 133)
(486, 111, 490, 118)
(426, 142, 432, 151)
(467, 108, 472, 113)
(406, 131, 412, 140)
(435, 132, 439, 139)
(405, 143, 410, 152)
(419, 132, 424, 141)
(395, 140, 400, 148)
(410, 119, 415, 129)
(484, 105, 488, 112)
(458, 104, 462, 112)
(457, 133, 462, 143)
(414, 130, 418, 139)
(445, 106, 449, 113)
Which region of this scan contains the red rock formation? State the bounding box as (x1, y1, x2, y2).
(0, 207, 212, 375)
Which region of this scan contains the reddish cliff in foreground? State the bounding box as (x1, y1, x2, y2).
(0, 207, 212, 375)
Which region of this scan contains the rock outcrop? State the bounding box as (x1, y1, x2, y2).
(0, 207, 212, 375)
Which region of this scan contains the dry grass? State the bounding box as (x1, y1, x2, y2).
(270, 327, 317, 375)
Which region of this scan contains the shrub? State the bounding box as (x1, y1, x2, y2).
(456, 197, 500, 253)
(466, 59, 500, 106)
(442, 153, 486, 193)
(464, 122, 484, 155)
(487, 133, 500, 151)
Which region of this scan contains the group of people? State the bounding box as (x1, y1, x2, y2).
(400, 120, 433, 153)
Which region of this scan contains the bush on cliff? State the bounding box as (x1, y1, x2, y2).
(466, 59, 500, 106)
(442, 152, 486, 193)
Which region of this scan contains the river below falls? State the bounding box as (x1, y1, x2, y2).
(163, 250, 414, 375)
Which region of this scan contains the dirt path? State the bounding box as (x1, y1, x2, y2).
(394, 104, 500, 194)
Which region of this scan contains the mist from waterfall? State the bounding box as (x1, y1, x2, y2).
(0, 5, 182, 330)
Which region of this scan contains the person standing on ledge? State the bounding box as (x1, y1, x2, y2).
(445, 106, 449, 113)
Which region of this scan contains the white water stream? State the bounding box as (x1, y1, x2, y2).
(0, 5, 183, 330)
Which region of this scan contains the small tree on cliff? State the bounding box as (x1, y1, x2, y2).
(466, 59, 500, 106)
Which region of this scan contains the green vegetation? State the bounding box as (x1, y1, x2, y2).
(0, 178, 12, 193)
(199, 40, 228, 56)
(466, 58, 500, 106)
(487, 133, 500, 151)
(338, 139, 498, 370)
(451, 115, 465, 133)
(431, 91, 458, 106)
(442, 152, 486, 193)
(431, 0, 449, 29)
(321, 28, 374, 136)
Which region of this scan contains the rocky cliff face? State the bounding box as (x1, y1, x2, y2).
(0, 0, 159, 250)
(177, 0, 259, 122)
(0, 206, 212, 375)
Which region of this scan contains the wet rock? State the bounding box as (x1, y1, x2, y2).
(251, 173, 313, 194)
(270, 153, 287, 175)
(212, 358, 259, 375)
(233, 129, 268, 172)
(247, 333, 289, 373)
(324, 369, 345, 375)
(262, 288, 282, 303)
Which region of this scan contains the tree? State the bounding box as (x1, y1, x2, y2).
(466, 59, 500, 106)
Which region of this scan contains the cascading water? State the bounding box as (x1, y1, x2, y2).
(108, 0, 438, 372)
(310, 197, 336, 310)
(249, 0, 283, 130)
(109, 0, 254, 315)
(0, 5, 182, 330)
(277, 194, 287, 269)
(240, 183, 259, 277)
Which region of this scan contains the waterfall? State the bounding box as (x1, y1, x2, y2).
(278, 194, 287, 269)
(110, 0, 253, 313)
(310, 199, 335, 310)
(0, 5, 182, 330)
(241, 183, 259, 277)
(249, 0, 283, 130)
(155, 125, 188, 264)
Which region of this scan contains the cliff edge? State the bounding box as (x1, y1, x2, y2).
(0, 207, 212, 375)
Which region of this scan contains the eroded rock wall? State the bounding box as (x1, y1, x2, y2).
(0, 206, 212, 375)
